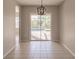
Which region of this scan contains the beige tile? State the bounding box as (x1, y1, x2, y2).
(4, 41, 74, 59)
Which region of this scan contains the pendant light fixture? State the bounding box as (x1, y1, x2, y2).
(37, 0, 46, 15)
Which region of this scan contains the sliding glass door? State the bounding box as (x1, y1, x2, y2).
(31, 15, 51, 41)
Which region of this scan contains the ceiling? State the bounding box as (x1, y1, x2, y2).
(16, 0, 64, 6)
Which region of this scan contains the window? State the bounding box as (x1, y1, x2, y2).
(15, 6, 19, 28)
(16, 16, 19, 28)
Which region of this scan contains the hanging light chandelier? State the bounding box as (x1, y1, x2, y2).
(37, 0, 46, 15)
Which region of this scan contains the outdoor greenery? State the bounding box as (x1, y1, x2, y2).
(31, 15, 51, 30)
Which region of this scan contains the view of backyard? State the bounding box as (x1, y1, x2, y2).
(31, 15, 51, 40)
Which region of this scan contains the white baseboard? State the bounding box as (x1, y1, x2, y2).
(62, 43, 75, 57)
(3, 46, 15, 58)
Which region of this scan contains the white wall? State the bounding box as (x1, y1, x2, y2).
(20, 6, 59, 41)
(59, 0, 75, 56)
(3, 0, 15, 57)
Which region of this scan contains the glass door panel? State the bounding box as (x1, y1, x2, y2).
(31, 15, 51, 41)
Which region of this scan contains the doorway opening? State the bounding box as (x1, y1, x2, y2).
(31, 14, 51, 41)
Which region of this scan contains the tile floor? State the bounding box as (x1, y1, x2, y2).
(4, 41, 74, 59)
